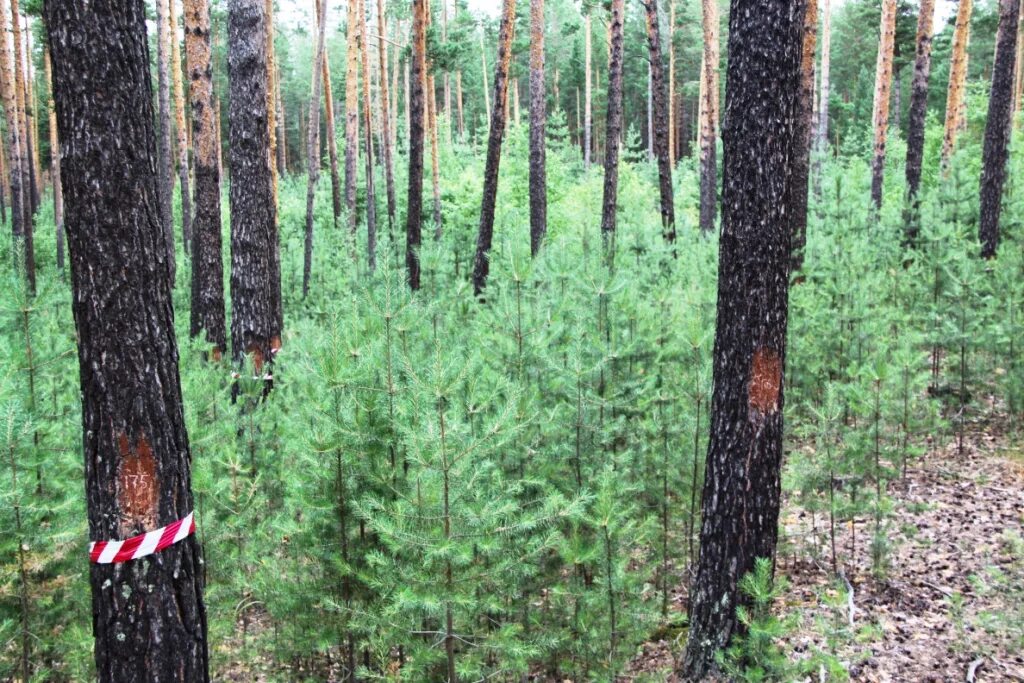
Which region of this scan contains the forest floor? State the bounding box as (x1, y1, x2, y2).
(626, 424, 1024, 682)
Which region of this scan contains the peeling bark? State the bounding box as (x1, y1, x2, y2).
(870, 0, 897, 209)
(600, 0, 626, 261)
(46, 1, 209, 678)
(904, 0, 935, 243)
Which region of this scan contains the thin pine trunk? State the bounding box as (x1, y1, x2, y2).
(156, 0, 176, 282)
(456, 70, 465, 138)
(170, 0, 192, 253)
(377, 0, 397, 231)
(426, 0, 442, 240)
(668, 0, 675, 166)
(323, 38, 343, 228)
(904, 0, 935, 243)
(698, 0, 719, 233)
(599, 0, 625, 263)
(869, 0, 897, 209)
(584, 11, 592, 169)
(941, 0, 973, 165)
(345, 0, 360, 233)
(643, 0, 675, 241)
(529, 0, 546, 256)
(407, 0, 427, 290)
(471, 0, 516, 296)
(0, 0, 24, 253)
(304, 0, 328, 298)
(481, 31, 490, 126)
(358, 0, 377, 268)
(44, 49, 64, 276)
(11, 1, 32, 292)
(790, 0, 817, 271)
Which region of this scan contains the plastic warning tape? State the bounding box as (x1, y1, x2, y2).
(88, 512, 195, 564)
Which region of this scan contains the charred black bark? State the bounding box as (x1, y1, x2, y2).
(228, 0, 280, 365)
(406, 0, 426, 291)
(529, 0, 547, 257)
(790, 0, 817, 272)
(187, 0, 226, 353)
(599, 0, 625, 263)
(46, 1, 210, 680)
(903, 0, 935, 244)
(680, 0, 804, 678)
(471, 0, 516, 296)
(643, 0, 675, 242)
(979, 0, 1020, 259)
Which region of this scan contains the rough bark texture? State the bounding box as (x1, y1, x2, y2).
(979, 0, 1021, 259)
(790, 0, 817, 271)
(377, 0, 396, 231)
(870, 0, 897, 209)
(322, 43, 343, 228)
(186, 0, 226, 353)
(904, 0, 935, 242)
(669, 0, 676, 167)
(583, 12, 591, 169)
(303, 0, 327, 298)
(406, 0, 426, 290)
(171, 0, 192, 252)
(11, 0, 32, 292)
(345, 0, 360, 233)
(156, 0, 176, 282)
(699, 0, 719, 233)
(680, 0, 804, 678)
(529, 0, 546, 256)
(358, 0, 377, 267)
(0, 0, 24, 251)
(45, 49, 64, 275)
(643, 0, 675, 242)
(470, 0, 516, 296)
(941, 0, 972, 165)
(45, 2, 210, 680)
(599, 0, 626, 260)
(228, 0, 280, 365)
(265, 0, 278, 202)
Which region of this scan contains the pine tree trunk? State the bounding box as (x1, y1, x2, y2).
(425, 1, 442, 240)
(668, 0, 675, 167)
(46, 2, 210, 679)
(171, 0, 192, 253)
(345, 0, 360, 233)
(407, 0, 427, 290)
(680, 0, 804, 677)
(24, 24, 40, 217)
(529, 0, 547, 257)
(941, 0, 973, 165)
(186, 0, 226, 354)
(456, 70, 465, 138)
(599, 0, 625, 260)
(817, 0, 831, 150)
(266, 0, 279, 202)
(471, 0, 516, 296)
(156, 0, 176, 283)
(643, 0, 675, 241)
(229, 0, 281, 364)
(276, 61, 287, 173)
(322, 36, 343, 228)
(303, 0, 328, 298)
(481, 30, 491, 130)
(904, 0, 935, 242)
(870, 0, 897, 209)
(358, 0, 378, 268)
(979, 0, 1021, 258)
(584, 11, 592, 169)
(0, 0, 24, 252)
(11, 1, 32, 292)
(1014, 1, 1023, 125)
(790, 0, 817, 271)
(44, 49, 64, 276)
(377, 0, 397, 231)
(698, 0, 720, 233)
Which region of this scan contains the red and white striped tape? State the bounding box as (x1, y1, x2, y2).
(88, 512, 196, 564)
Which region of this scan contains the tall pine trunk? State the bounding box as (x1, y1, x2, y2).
(0, 0, 24, 254)
(698, 0, 719, 233)
(171, 0, 192, 252)
(941, 0, 972, 165)
(44, 48, 64, 275)
(406, 0, 426, 290)
(599, 0, 626, 262)
(358, 0, 377, 267)
(529, 0, 547, 256)
(979, 0, 1021, 258)
(790, 0, 817, 271)
(322, 39, 343, 229)
(584, 11, 591, 169)
(186, 0, 226, 354)
(869, 0, 897, 209)
(904, 0, 935, 242)
(228, 0, 281, 365)
(11, 0, 32, 293)
(46, 2, 210, 678)
(668, 0, 675, 167)
(377, 0, 397, 231)
(345, 0, 360, 233)
(303, 0, 327, 298)
(426, 1, 442, 240)
(156, 0, 176, 282)
(643, 0, 675, 242)
(265, 0, 278, 202)
(471, 0, 516, 296)
(680, 0, 804, 677)
(1014, 1, 1023, 125)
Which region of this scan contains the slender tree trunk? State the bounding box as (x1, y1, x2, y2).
(229, 0, 281, 365)
(870, 0, 897, 209)
(11, 1, 32, 292)
(425, 0, 442, 239)
(170, 0, 192, 253)
(1014, 1, 1023, 125)
(0, 0, 24, 253)
(266, 0, 278, 202)
(215, 96, 223, 178)
(358, 0, 378, 268)
(322, 36, 343, 228)
(481, 30, 490, 129)
(471, 0, 516, 296)
(276, 62, 287, 173)
(407, 0, 426, 290)
(941, 0, 972, 165)
(529, 0, 546, 256)
(904, 0, 935, 242)
(155, 0, 176, 282)
(303, 0, 327, 298)
(44, 49, 64, 276)
(668, 0, 675, 167)
(698, 0, 720, 233)
(790, 0, 817, 271)
(979, 0, 1021, 258)
(643, 0, 675, 241)
(345, 0, 360, 233)
(681, 0, 804, 677)
(599, 0, 625, 263)
(377, 0, 396, 231)
(24, 23, 40, 216)
(442, 0, 451, 146)
(584, 11, 592, 169)
(456, 70, 465, 138)
(186, 0, 226, 354)
(47, 2, 210, 679)
(405, 56, 411, 145)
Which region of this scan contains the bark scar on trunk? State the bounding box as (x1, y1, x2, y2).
(247, 343, 265, 372)
(116, 432, 159, 535)
(748, 347, 782, 415)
